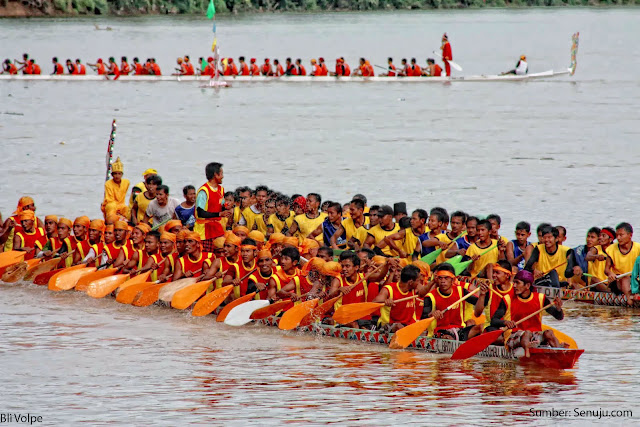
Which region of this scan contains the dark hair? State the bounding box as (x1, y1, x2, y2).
(369, 205, 380, 213)
(318, 246, 333, 258)
(357, 248, 375, 259)
(388, 57, 393, 62)
(241, 238, 257, 246)
(276, 195, 291, 206)
(255, 185, 269, 195)
(467, 216, 479, 225)
(430, 209, 448, 224)
(434, 263, 456, 274)
(555, 225, 567, 236)
(587, 227, 601, 236)
(399, 217, 412, 229)
(477, 219, 492, 231)
(413, 209, 428, 221)
(156, 184, 169, 194)
(487, 214, 502, 226)
(53, 57, 58, 62)
(307, 193, 321, 204)
(339, 250, 361, 266)
(540, 225, 557, 237)
(147, 230, 161, 241)
(537, 223, 552, 235)
(496, 259, 512, 272)
(183, 185, 195, 196)
(400, 265, 420, 282)
(145, 174, 162, 186)
(378, 205, 394, 217)
(352, 194, 367, 204)
(225, 192, 236, 201)
(515, 221, 531, 233)
(239, 56, 245, 61)
(280, 246, 300, 263)
(205, 162, 223, 180)
(616, 222, 633, 234)
(451, 211, 468, 223)
(350, 198, 365, 210)
(328, 202, 342, 214)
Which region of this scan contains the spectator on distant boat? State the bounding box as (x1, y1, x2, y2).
(502, 55, 528, 75)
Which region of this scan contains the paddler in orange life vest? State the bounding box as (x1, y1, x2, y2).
(203, 57, 215, 76)
(330, 58, 344, 76)
(120, 56, 131, 75)
(249, 58, 260, 76)
(30, 59, 41, 75)
(173, 231, 213, 280)
(75, 59, 85, 75)
(194, 162, 233, 248)
(410, 58, 423, 76)
(310, 59, 322, 76)
(273, 59, 284, 77)
(294, 58, 306, 76)
(318, 57, 329, 76)
(1, 59, 18, 75)
(420, 263, 485, 341)
(51, 57, 64, 75)
(222, 237, 259, 299)
(261, 58, 273, 76)
(88, 58, 106, 75)
(18, 58, 33, 74)
(489, 270, 565, 357)
(285, 58, 298, 76)
(13, 210, 47, 261)
(65, 59, 77, 75)
(183, 56, 195, 75)
(150, 58, 161, 75)
(238, 56, 250, 76)
(382, 57, 396, 76)
(441, 33, 453, 76)
(174, 57, 187, 75)
(133, 58, 144, 75)
(106, 57, 120, 76)
(425, 58, 442, 77)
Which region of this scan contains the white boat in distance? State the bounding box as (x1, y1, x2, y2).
(2, 33, 579, 84)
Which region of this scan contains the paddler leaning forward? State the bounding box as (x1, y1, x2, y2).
(481, 269, 565, 357)
(194, 162, 233, 252)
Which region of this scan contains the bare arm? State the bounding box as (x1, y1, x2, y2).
(330, 225, 346, 250)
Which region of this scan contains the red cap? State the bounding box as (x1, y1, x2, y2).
(207, 57, 213, 62)
(97, 58, 103, 63)
(229, 58, 233, 63)
(265, 58, 270, 63)
(319, 57, 324, 62)
(250, 58, 256, 63)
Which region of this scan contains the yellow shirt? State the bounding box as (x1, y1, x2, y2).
(401, 229, 421, 262)
(535, 244, 570, 281)
(367, 223, 400, 256)
(253, 214, 268, 234)
(435, 233, 453, 265)
(268, 212, 295, 234)
(466, 239, 498, 277)
(588, 245, 607, 281)
(242, 206, 262, 232)
(104, 178, 130, 207)
(341, 217, 368, 245)
(606, 242, 640, 275)
(294, 212, 327, 243)
(129, 181, 146, 207)
(134, 192, 155, 224)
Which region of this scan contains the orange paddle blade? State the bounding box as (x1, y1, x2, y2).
(299, 296, 341, 327)
(216, 293, 257, 322)
(250, 299, 293, 320)
(542, 324, 578, 350)
(49, 267, 96, 291)
(45, 264, 86, 290)
(279, 299, 319, 330)
(450, 330, 504, 360)
(24, 258, 60, 281)
(390, 317, 435, 349)
(86, 274, 130, 298)
(158, 278, 198, 303)
(75, 268, 117, 292)
(332, 302, 383, 325)
(116, 282, 156, 304)
(191, 285, 234, 317)
(117, 271, 152, 292)
(1, 261, 28, 283)
(171, 280, 214, 310)
(0, 251, 25, 270)
(132, 283, 167, 307)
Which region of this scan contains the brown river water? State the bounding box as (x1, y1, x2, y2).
(1, 8, 640, 425)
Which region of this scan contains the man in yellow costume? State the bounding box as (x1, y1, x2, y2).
(101, 157, 130, 219)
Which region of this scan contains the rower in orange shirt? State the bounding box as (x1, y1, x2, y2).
(133, 57, 144, 75)
(75, 59, 85, 75)
(88, 58, 106, 75)
(173, 58, 188, 75)
(425, 58, 442, 77)
(228, 58, 238, 76)
(364, 60, 374, 77)
(51, 57, 64, 75)
(221, 58, 231, 76)
(66, 59, 77, 74)
(441, 33, 453, 76)
(106, 57, 120, 76)
(150, 58, 161, 75)
(203, 57, 215, 76)
(183, 56, 195, 75)
(261, 58, 272, 76)
(342, 57, 351, 76)
(382, 57, 396, 76)
(318, 58, 328, 76)
(238, 56, 250, 76)
(249, 58, 260, 76)
(19, 59, 33, 74)
(120, 56, 131, 75)
(295, 58, 306, 76)
(273, 59, 284, 77)
(331, 58, 345, 76)
(31, 60, 41, 75)
(310, 59, 322, 76)
(285, 58, 297, 76)
(411, 58, 423, 76)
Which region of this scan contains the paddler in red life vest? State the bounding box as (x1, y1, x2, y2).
(173, 231, 213, 280)
(293, 58, 305, 76)
(51, 57, 63, 75)
(18, 58, 33, 74)
(30, 59, 41, 75)
(260, 58, 272, 76)
(75, 219, 105, 266)
(285, 57, 297, 76)
(72, 216, 92, 262)
(441, 33, 453, 76)
(382, 57, 396, 76)
(2, 196, 43, 252)
(246, 249, 275, 300)
(147, 231, 176, 282)
(273, 59, 284, 77)
(125, 229, 160, 274)
(65, 59, 77, 75)
(150, 58, 161, 75)
(318, 57, 328, 76)
(473, 260, 516, 342)
(13, 211, 47, 260)
(88, 58, 106, 75)
(106, 220, 130, 267)
(132, 58, 144, 75)
(120, 56, 131, 75)
(249, 58, 260, 76)
(40, 215, 59, 257)
(420, 263, 485, 341)
(173, 57, 187, 75)
(194, 162, 233, 250)
(113, 223, 148, 270)
(202, 57, 214, 76)
(52, 218, 76, 267)
(490, 270, 565, 357)
(372, 264, 423, 332)
(228, 58, 239, 76)
(222, 237, 259, 299)
(75, 59, 85, 75)
(425, 58, 442, 77)
(201, 233, 241, 283)
(330, 58, 345, 77)
(410, 58, 423, 76)
(326, 251, 368, 327)
(1, 59, 17, 75)
(106, 57, 120, 76)
(183, 56, 195, 75)
(238, 56, 250, 76)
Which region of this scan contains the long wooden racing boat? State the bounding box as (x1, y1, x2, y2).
(253, 316, 583, 369)
(535, 285, 640, 308)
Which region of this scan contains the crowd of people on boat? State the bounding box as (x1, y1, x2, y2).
(1, 34, 469, 78)
(3, 158, 634, 356)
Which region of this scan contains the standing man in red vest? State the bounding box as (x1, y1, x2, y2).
(194, 162, 232, 252)
(441, 33, 453, 77)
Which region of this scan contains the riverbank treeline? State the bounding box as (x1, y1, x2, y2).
(2, 0, 638, 17)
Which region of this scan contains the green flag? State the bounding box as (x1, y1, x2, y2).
(206, 0, 216, 19)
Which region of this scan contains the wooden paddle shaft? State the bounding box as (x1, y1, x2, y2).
(137, 256, 167, 274)
(542, 260, 568, 276)
(343, 263, 385, 295)
(393, 295, 419, 304)
(443, 287, 481, 313)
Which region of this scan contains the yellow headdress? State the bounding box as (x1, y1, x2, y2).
(111, 157, 124, 173)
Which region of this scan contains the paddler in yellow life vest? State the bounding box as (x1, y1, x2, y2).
(194, 162, 232, 247)
(131, 174, 161, 225)
(240, 186, 269, 233)
(585, 226, 615, 290)
(330, 198, 369, 251)
(605, 222, 640, 304)
(381, 209, 427, 263)
(101, 158, 130, 220)
(128, 168, 158, 212)
(363, 205, 400, 256)
(287, 193, 327, 244)
(467, 219, 500, 278)
(268, 196, 295, 235)
(523, 225, 571, 287)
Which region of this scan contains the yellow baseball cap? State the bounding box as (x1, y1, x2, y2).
(142, 168, 158, 177)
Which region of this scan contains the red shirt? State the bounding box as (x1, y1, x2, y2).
(184, 62, 195, 75)
(343, 64, 351, 76)
(179, 252, 213, 278)
(248, 269, 274, 300)
(275, 64, 284, 76)
(239, 63, 250, 76)
(442, 42, 452, 61)
(151, 63, 161, 75)
(231, 260, 257, 297)
(15, 228, 47, 260)
(23, 64, 33, 74)
(511, 292, 545, 332)
(121, 62, 131, 75)
(426, 285, 465, 330)
(134, 63, 144, 75)
(298, 65, 306, 76)
(319, 63, 328, 76)
(32, 64, 41, 74)
(230, 63, 238, 76)
(261, 64, 272, 76)
(382, 282, 416, 325)
(54, 63, 63, 74)
(250, 63, 260, 75)
(96, 63, 106, 75)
